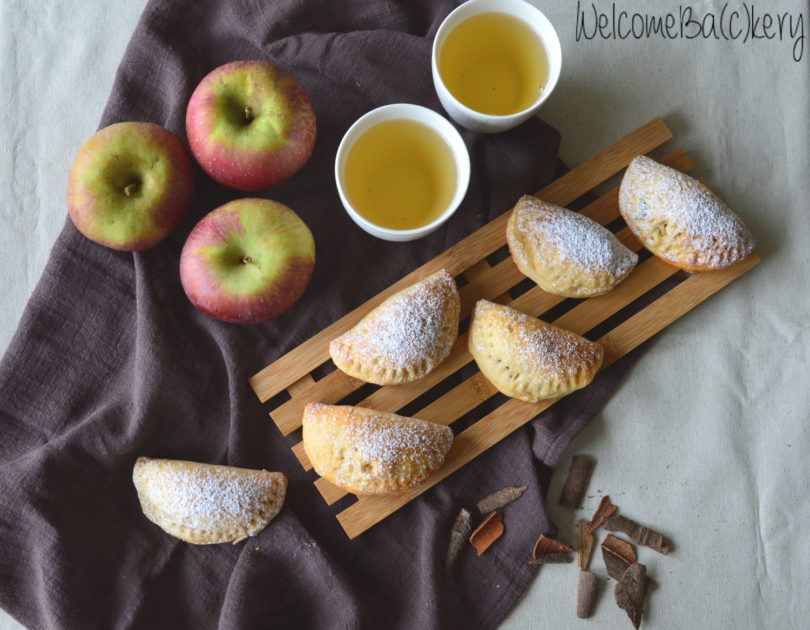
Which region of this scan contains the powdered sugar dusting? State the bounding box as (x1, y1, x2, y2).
(134, 458, 286, 542)
(330, 269, 459, 383)
(303, 403, 453, 494)
(475, 301, 601, 378)
(512, 196, 637, 277)
(620, 155, 755, 269)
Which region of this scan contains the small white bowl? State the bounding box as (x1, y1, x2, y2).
(334, 103, 471, 242)
(432, 0, 562, 134)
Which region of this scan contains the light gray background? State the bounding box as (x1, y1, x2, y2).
(1, 1, 808, 628)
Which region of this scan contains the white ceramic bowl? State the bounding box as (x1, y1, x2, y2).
(334, 103, 471, 242)
(432, 0, 562, 134)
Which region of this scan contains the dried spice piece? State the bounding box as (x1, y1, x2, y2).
(476, 485, 527, 513)
(469, 512, 504, 556)
(577, 570, 599, 618)
(601, 541, 632, 580)
(532, 534, 575, 560)
(585, 495, 618, 534)
(446, 508, 472, 571)
(603, 534, 637, 565)
(603, 550, 631, 581)
(577, 519, 595, 570)
(559, 455, 595, 509)
(528, 552, 574, 565)
(604, 514, 671, 555)
(615, 563, 647, 629)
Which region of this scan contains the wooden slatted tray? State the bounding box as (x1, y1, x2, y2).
(249, 118, 760, 539)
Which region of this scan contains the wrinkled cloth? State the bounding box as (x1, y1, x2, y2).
(0, 1, 633, 628)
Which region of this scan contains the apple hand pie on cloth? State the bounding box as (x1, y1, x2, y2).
(302, 403, 453, 495)
(507, 195, 638, 298)
(133, 457, 287, 544)
(619, 155, 755, 271)
(468, 300, 604, 403)
(329, 269, 460, 385)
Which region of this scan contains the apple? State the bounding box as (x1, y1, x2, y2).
(180, 198, 315, 324)
(185, 60, 316, 191)
(67, 122, 194, 251)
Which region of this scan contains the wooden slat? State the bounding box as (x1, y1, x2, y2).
(458, 257, 523, 315)
(291, 441, 309, 468)
(463, 259, 492, 282)
(286, 374, 315, 397)
(249, 118, 674, 402)
(313, 251, 681, 504)
(334, 253, 761, 537)
(267, 147, 692, 436)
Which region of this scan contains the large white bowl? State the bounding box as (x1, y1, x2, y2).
(334, 103, 471, 242)
(432, 0, 562, 134)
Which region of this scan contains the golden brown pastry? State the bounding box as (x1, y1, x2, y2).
(302, 403, 453, 495)
(507, 195, 638, 298)
(468, 300, 603, 402)
(619, 155, 755, 271)
(329, 269, 460, 385)
(133, 457, 286, 544)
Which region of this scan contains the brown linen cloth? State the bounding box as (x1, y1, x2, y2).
(0, 1, 636, 628)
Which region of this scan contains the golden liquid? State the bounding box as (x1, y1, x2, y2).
(439, 12, 549, 116)
(343, 119, 457, 231)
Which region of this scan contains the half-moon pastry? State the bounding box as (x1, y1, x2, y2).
(329, 269, 460, 385)
(468, 300, 603, 402)
(302, 403, 453, 495)
(507, 195, 638, 298)
(133, 457, 287, 544)
(619, 155, 755, 271)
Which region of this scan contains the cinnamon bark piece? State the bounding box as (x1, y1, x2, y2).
(469, 512, 504, 556)
(559, 455, 595, 509)
(577, 570, 599, 618)
(603, 534, 636, 564)
(585, 495, 617, 534)
(476, 485, 527, 514)
(577, 519, 595, 570)
(531, 534, 575, 560)
(604, 514, 671, 555)
(601, 541, 632, 580)
(615, 563, 647, 629)
(446, 508, 472, 571)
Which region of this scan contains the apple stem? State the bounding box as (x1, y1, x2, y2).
(242, 255, 253, 265)
(244, 107, 253, 123)
(123, 183, 137, 197)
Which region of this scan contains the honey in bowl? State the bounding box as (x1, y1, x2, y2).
(342, 119, 458, 231)
(438, 12, 550, 116)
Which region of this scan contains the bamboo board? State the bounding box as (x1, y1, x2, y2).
(249, 118, 760, 539)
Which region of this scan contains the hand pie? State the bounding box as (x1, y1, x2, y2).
(329, 269, 460, 385)
(619, 155, 755, 271)
(507, 195, 638, 298)
(302, 403, 453, 495)
(468, 300, 603, 402)
(133, 457, 287, 544)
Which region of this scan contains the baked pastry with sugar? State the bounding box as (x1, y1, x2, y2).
(329, 269, 460, 385)
(619, 155, 755, 271)
(302, 403, 453, 495)
(507, 195, 638, 298)
(468, 300, 603, 402)
(133, 457, 286, 544)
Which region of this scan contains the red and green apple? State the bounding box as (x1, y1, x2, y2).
(180, 198, 315, 324)
(185, 60, 316, 191)
(67, 122, 194, 251)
